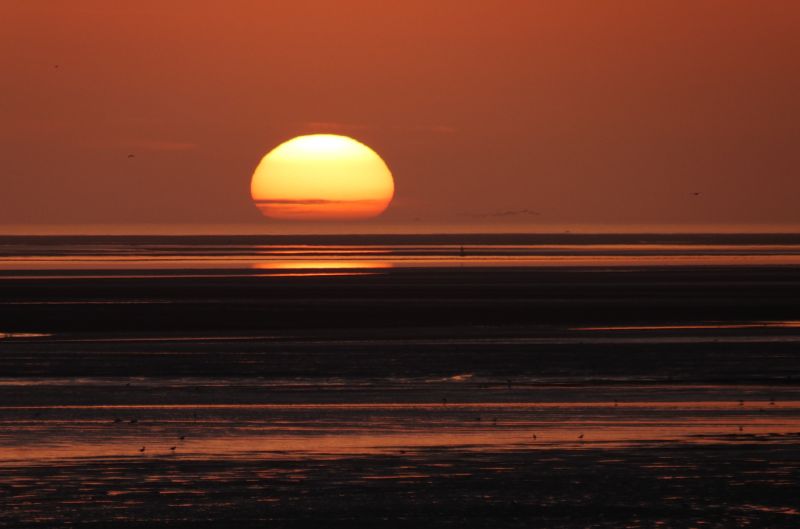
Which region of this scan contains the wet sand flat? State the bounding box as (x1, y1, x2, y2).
(2, 236, 800, 527)
(3, 443, 800, 528)
(3, 335, 800, 527)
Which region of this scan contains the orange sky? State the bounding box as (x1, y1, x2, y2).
(1, 1, 799, 234)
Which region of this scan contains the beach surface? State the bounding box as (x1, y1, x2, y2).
(2, 235, 800, 527)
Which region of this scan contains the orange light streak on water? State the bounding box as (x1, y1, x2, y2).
(2, 400, 800, 462)
(4, 243, 800, 271)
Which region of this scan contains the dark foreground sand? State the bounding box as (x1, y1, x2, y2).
(3, 265, 800, 334)
(2, 259, 800, 527)
(3, 442, 800, 528)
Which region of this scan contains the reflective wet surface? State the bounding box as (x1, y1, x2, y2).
(4, 237, 800, 274)
(2, 236, 800, 527)
(2, 380, 800, 462)
(2, 370, 800, 527)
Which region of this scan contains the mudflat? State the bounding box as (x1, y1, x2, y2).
(2, 237, 800, 527)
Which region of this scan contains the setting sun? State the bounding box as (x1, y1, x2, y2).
(250, 134, 394, 221)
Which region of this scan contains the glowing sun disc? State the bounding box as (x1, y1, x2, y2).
(250, 134, 394, 220)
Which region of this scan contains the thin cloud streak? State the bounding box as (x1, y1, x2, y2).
(122, 140, 198, 152)
(468, 209, 542, 219)
(254, 199, 386, 205)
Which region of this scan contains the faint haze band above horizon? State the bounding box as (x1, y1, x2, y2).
(2, 1, 799, 233)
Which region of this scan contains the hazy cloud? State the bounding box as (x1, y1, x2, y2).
(254, 199, 385, 205)
(468, 209, 542, 219)
(300, 122, 371, 134)
(297, 122, 457, 136)
(122, 140, 198, 152)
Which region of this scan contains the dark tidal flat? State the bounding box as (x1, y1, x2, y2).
(2, 235, 800, 528)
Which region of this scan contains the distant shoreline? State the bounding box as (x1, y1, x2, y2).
(2, 232, 800, 245)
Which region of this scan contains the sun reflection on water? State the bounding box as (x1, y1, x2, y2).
(252, 260, 393, 270)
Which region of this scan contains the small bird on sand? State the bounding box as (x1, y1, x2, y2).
(739, 426, 743, 432)
(578, 434, 584, 440)
(169, 446, 177, 452)
(112, 418, 122, 423)
(532, 433, 537, 440)
(129, 418, 138, 424)
(127, 154, 135, 159)
(178, 435, 186, 440)
(139, 446, 146, 453)
(691, 192, 702, 196)
(739, 400, 744, 406)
